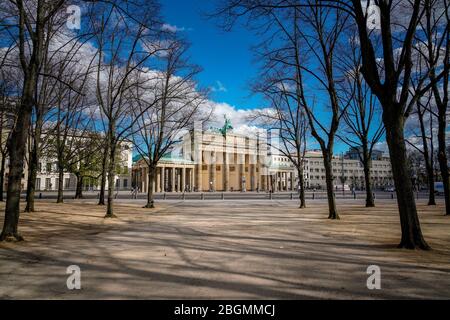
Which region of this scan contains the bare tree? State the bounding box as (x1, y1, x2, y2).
(0, 0, 70, 241)
(337, 30, 385, 207)
(414, 0, 450, 214)
(131, 41, 208, 208)
(345, 0, 446, 248)
(250, 18, 310, 208)
(24, 20, 70, 212)
(52, 84, 96, 202)
(251, 83, 309, 208)
(0, 60, 19, 202)
(406, 94, 437, 205)
(87, 0, 164, 217)
(212, 0, 442, 249)
(213, 1, 350, 219)
(0, 96, 17, 202)
(298, 3, 352, 219)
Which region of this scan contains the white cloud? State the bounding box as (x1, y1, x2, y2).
(374, 141, 390, 154)
(211, 80, 227, 93)
(206, 101, 264, 134)
(161, 23, 187, 33)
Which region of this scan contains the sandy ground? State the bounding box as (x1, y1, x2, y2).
(0, 199, 449, 299)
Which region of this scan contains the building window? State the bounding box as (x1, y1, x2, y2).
(116, 179, 120, 188)
(36, 178, 41, 190)
(123, 179, 128, 188)
(45, 178, 51, 190)
(64, 178, 71, 189)
(46, 163, 52, 173)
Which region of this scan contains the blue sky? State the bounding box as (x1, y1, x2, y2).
(159, 0, 353, 153)
(160, 0, 264, 111)
(159, 1, 390, 154)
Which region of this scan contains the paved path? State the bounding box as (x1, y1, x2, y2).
(0, 200, 449, 299)
(27, 190, 441, 201)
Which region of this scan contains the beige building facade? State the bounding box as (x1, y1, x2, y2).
(132, 129, 300, 193)
(131, 129, 393, 193)
(304, 150, 393, 190)
(132, 156, 195, 193)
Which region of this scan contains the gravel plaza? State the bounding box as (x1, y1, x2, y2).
(1, 198, 449, 299)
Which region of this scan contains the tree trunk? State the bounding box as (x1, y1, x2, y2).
(384, 113, 430, 249)
(0, 154, 6, 202)
(297, 167, 306, 208)
(105, 143, 116, 218)
(0, 109, 5, 202)
(1, 87, 34, 241)
(362, 144, 375, 207)
(437, 109, 450, 215)
(98, 143, 109, 205)
(145, 166, 156, 208)
(57, 165, 64, 203)
(24, 159, 37, 213)
(417, 104, 436, 205)
(74, 174, 84, 199)
(363, 163, 375, 207)
(323, 153, 338, 219)
(25, 112, 43, 213)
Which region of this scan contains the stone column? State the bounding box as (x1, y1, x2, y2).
(143, 167, 148, 193)
(152, 172, 156, 193)
(284, 171, 289, 191)
(257, 163, 261, 191)
(171, 167, 176, 192)
(223, 151, 229, 191)
(196, 149, 203, 192)
(275, 173, 279, 192)
(279, 172, 283, 192)
(239, 153, 245, 191)
(285, 172, 289, 191)
(136, 168, 140, 191)
(161, 167, 166, 192)
(156, 168, 161, 192)
(182, 167, 186, 192)
(251, 160, 257, 191)
(140, 167, 144, 192)
(210, 151, 216, 191)
(281, 172, 284, 191)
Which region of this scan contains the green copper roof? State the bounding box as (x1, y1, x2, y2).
(133, 154, 194, 165)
